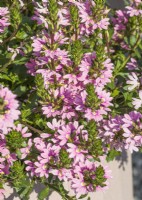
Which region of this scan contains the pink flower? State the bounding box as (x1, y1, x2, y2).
(84, 108, 105, 122)
(47, 118, 65, 131)
(34, 161, 49, 178)
(96, 88, 113, 109)
(58, 8, 70, 26)
(125, 139, 139, 153)
(126, 6, 142, 17)
(71, 178, 88, 198)
(99, 111, 142, 153)
(20, 139, 32, 159)
(49, 168, 71, 181)
(75, 91, 87, 111)
(98, 18, 110, 30)
(126, 58, 138, 70)
(67, 143, 87, 163)
(122, 114, 133, 128)
(9, 124, 32, 138)
(132, 90, 142, 109)
(127, 72, 140, 91)
(25, 160, 36, 176)
(0, 87, 20, 132)
(58, 124, 72, 146)
(34, 137, 46, 151)
(0, 135, 16, 175)
(32, 37, 46, 52)
(38, 143, 60, 164)
(42, 106, 61, 118)
(71, 159, 111, 198)
(0, 7, 10, 33)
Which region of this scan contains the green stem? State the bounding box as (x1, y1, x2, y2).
(19, 120, 42, 134)
(45, 183, 76, 200)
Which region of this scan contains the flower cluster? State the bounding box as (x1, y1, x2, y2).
(99, 111, 142, 153)
(112, 0, 142, 49)
(0, 0, 142, 199)
(25, 119, 111, 197)
(126, 51, 142, 111)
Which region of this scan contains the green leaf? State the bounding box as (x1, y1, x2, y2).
(106, 149, 121, 162)
(14, 85, 27, 97)
(107, 81, 115, 90)
(129, 35, 136, 46)
(15, 180, 34, 200)
(112, 89, 120, 97)
(38, 187, 50, 200)
(79, 194, 88, 199)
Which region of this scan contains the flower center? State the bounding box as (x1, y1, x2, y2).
(66, 134, 70, 139)
(81, 182, 87, 187)
(76, 148, 81, 153)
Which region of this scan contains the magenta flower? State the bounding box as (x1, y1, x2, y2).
(25, 160, 36, 177)
(75, 90, 87, 111)
(126, 58, 138, 70)
(38, 143, 60, 165)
